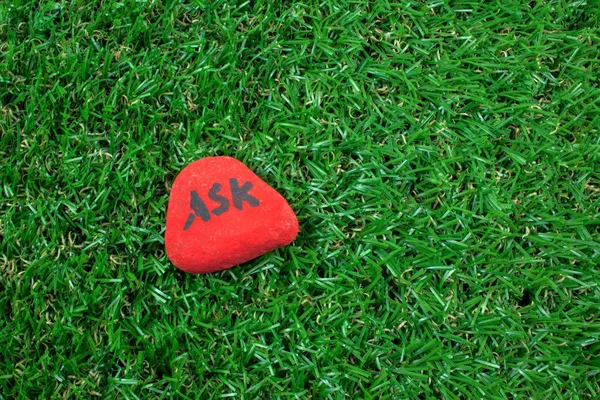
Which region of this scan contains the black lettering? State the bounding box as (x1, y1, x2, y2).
(208, 182, 230, 216)
(183, 213, 196, 231)
(230, 178, 260, 210)
(183, 190, 211, 230)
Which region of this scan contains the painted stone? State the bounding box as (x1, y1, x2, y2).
(165, 156, 299, 274)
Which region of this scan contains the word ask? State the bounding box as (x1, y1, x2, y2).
(183, 178, 260, 230)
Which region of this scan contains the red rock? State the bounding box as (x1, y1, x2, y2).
(165, 156, 299, 274)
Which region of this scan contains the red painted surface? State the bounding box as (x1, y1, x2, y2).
(165, 156, 299, 274)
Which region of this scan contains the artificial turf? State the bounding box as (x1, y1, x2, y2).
(1, 0, 599, 398)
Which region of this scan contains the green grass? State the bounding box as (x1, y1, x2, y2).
(1, 0, 600, 398)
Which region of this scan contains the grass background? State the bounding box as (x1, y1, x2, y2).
(1, 0, 600, 398)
